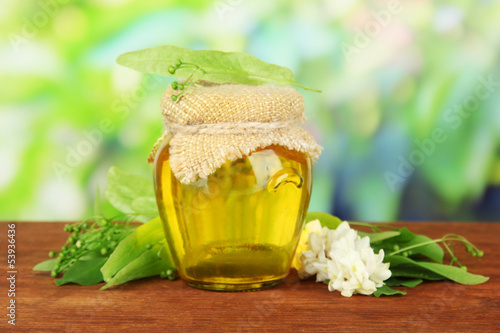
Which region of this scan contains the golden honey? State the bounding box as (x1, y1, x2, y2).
(154, 142, 312, 291)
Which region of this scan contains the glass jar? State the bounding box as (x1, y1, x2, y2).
(154, 142, 312, 291)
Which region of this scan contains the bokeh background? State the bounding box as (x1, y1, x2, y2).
(1, 0, 500, 222)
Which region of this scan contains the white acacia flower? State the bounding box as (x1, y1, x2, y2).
(293, 219, 328, 278)
(295, 220, 391, 297)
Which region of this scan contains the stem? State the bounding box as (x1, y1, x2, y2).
(388, 238, 444, 256)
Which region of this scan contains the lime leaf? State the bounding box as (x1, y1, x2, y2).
(33, 259, 58, 272)
(100, 217, 167, 281)
(306, 212, 342, 230)
(373, 285, 407, 297)
(55, 257, 107, 286)
(402, 234, 444, 263)
(100, 243, 174, 290)
(385, 255, 489, 285)
(359, 231, 400, 243)
(117, 45, 320, 92)
(414, 261, 489, 285)
(130, 197, 158, 214)
(105, 166, 157, 222)
(389, 264, 446, 281)
(385, 277, 423, 288)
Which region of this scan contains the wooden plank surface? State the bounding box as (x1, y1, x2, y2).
(1, 221, 499, 332)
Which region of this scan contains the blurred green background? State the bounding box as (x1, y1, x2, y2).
(1, 0, 499, 222)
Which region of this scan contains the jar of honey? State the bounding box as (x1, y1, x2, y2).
(151, 83, 321, 291)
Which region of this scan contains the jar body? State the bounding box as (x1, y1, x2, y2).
(154, 143, 312, 291)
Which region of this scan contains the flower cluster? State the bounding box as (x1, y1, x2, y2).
(293, 220, 391, 297)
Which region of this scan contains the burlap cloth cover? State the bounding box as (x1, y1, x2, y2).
(150, 82, 322, 184)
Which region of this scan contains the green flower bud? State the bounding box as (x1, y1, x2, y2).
(100, 248, 108, 256)
(179, 84, 185, 90)
(167, 269, 179, 281)
(176, 59, 182, 67)
(146, 244, 152, 250)
(171, 95, 178, 101)
(171, 81, 178, 90)
(51, 270, 58, 278)
(460, 266, 468, 271)
(168, 66, 176, 74)
(477, 250, 484, 258)
(49, 251, 56, 258)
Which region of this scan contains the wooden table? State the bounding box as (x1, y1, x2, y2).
(1, 222, 498, 332)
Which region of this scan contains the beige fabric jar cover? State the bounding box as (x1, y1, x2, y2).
(149, 82, 322, 184)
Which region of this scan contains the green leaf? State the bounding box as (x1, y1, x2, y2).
(373, 285, 407, 297)
(306, 212, 342, 230)
(389, 264, 446, 281)
(55, 257, 108, 286)
(117, 45, 320, 92)
(414, 261, 489, 285)
(100, 217, 167, 281)
(402, 234, 444, 263)
(130, 197, 158, 214)
(33, 259, 58, 272)
(359, 231, 400, 243)
(371, 227, 416, 253)
(385, 277, 423, 288)
(385, 255, 489, 285)
(100, 243, 174, 290)
(105, 166, 157, 222)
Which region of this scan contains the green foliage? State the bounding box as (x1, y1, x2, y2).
(55, 257, 108, 286)
(306, 211, 342, 229)
(100, 217, 173, 283)
(101, 242, 175, 290)
(373, 285, 407, 297)
(33, 259, 58, 272)
(358, 231, 400, 244)
(105, 167, 158, 223)
(385, 278, 423, 288)
(34, 166, 176, 288)
(369, 228, 445, 263)
(117, 45, 320, 98)
(385, 256, 489, 285)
